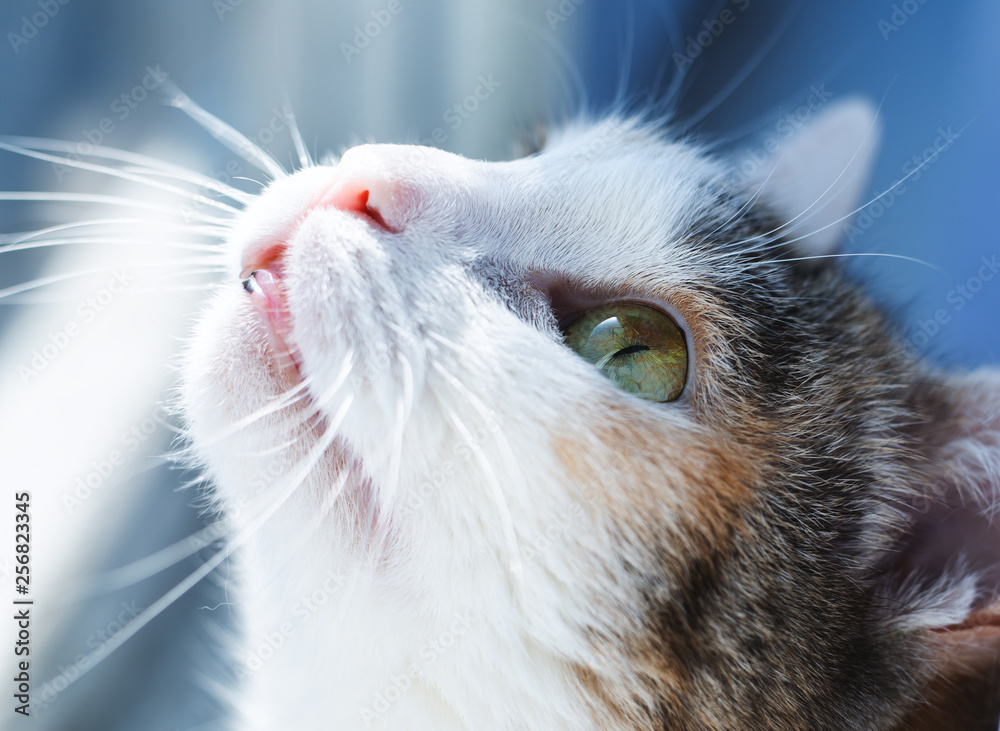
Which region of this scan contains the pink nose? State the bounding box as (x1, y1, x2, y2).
(313, 145, 421, 233)
(241, 146, 430, 278)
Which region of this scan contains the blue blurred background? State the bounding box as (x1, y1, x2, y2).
(0, 1, 997, 729)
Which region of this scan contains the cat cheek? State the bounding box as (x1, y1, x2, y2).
(550, 397, 755, 538)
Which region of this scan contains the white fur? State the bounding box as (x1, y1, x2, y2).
(182, 119, 734, 729)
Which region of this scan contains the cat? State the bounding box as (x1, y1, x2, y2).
(166, 93, 1000, 731)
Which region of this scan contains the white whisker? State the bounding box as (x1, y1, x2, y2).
(0, 142, 241, 215)
(1, 135, 254, 205)
(0, 192, 193, 216)
(164, 85, 287, 181)
(0, 218, 230, 246)
(0, 236, 221, 255)
(43, 400, 350, 695)
(763, 251, 941, 271)
(680, 3, 799, 132)
(439, 400, 524, 581)
(281, 97, 314, 169)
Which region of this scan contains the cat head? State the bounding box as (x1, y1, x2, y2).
(180, 100, 1000, 729)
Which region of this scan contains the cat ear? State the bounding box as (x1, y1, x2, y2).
(741, 97, 881, 259)
(893, 369, 1000, 728)
(893, 602, 1000, 731)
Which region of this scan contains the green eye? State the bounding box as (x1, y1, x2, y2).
(563, 303, 687, 402)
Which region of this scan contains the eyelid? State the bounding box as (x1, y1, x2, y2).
(557, 299, 686, 333)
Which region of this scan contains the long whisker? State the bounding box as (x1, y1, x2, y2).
(647, 0, 686, 113)
(86, 520, 229, 595)
(0, 192, 197, 217)
(371, 353, 413, 535)
(0, 267, 132, 301)
(761, 251, 942, 271)
(0, 142, 241, 215)
(425, 351, 524, 580)
(208, 380, 314, 442)
(505, 14, 588, 116)
(680, 2, 799, 132)
(163, 84, 287, 181)
(701, 159, 784, 244)
(728, 117, 974, 264)
(439, 399, 524, 581)
(281, 96, 314, 169)
(659, 0, 731, 114)
(0, 257, 228, 303)
(189, 349, 353, 452)
(115, 166, 255, 206)
(0, 136, 254, 205)
(42, 404, 350, 693)
(0, 218, 231, 246)
(751, 101, 883, 244)
(760, 129, 969, 260)
(0, 236, 221, 255)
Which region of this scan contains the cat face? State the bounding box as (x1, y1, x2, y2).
(181, 106, 1000, 729)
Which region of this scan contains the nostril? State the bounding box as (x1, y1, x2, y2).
(356, 190, 391, 230)
(317, 179, 399, 233)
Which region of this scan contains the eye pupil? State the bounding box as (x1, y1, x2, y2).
(614, 344, 650, 358)
(562, 303, 688, 403)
